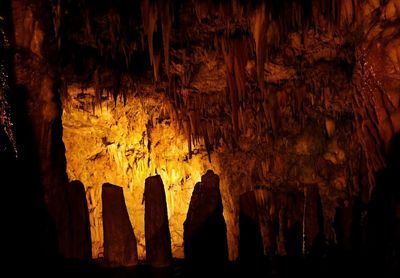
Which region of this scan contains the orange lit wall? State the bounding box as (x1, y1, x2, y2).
(62, 86, 216, 259)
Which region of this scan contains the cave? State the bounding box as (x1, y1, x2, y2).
(1, 0, 399, 277)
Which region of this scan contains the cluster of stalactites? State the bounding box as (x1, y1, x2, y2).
(133, 0, 362, 158)
(141, 0, 173, 82)
(59, 0, 375, 163)
(188, 0, 359, 143)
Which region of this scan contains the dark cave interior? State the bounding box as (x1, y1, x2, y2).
(1, 0, 400, 277)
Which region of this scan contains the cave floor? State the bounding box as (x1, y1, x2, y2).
(39, 254, 397, 278)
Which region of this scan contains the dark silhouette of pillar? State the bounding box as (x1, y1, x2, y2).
(102, 183, 138, 266)
(183, 170, 228, 264)
(144, 175, 172, 267)
(304, 184, 324, 255)
(286, 191, 304, 257)
(66, 180, 91, 260)
(239, 191, 264, 260)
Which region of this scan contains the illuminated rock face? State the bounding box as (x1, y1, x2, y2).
(62, 86, 214, 259)
(58, 0, 400, 263)
(3, 0, 400, 270)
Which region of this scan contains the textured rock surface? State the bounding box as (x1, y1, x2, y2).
(63, 86, 215, 258)
(144, 175, 172, 267)
(183, 170, 228, 263)
(3, 0, 398, 265)
(57, 1, 400, 261)
(102, 183, 138, 266)
(65, 180, 91, 260)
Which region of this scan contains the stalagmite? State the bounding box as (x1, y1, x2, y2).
(102, 183, 138, 266)
(285, 192, 304, 256)
(183, 170, 228, 264)
(239, 191, 264, 260)
(277, 206, 287, 256)
(336, 199, 354, 249)
(65, 180, 91, 260)
(303, 185, 322, 254)
(255, 189, 275, 255)
(144, 175, 172, 267)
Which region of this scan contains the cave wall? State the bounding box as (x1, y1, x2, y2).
(62, 86, 215, 258)
(1, 0, 399, 265)
(60, 0, 399, 261)
(9, 0, 72, 258)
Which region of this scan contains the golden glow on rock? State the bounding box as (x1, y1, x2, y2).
(62, 86, 215, 259)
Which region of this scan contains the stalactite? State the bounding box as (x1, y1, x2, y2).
(351, 41, 398, 197)
(252, 2, 267, 94)
(220, 36, 239, 137)
(141, 0, 159, 82)
(52, 0, 61, 47)
(140, 0, 174, 82)
(93, 68, 102, 108)
(159, 0, 173, 79)
(233, 38, 248, 105)
(203, 131, 211, 163)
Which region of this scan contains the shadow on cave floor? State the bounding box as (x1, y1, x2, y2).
(45, 254, 395, 278)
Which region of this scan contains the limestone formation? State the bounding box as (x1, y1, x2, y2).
(144, 175, 172, 267)
(239, 191, 264, 260)
(65, 180, 91, 260)
(2, 0, 400, 272)
(184, 170, 228, 263)
(304, 185, 323, 254)
(102, 183, 138, 266)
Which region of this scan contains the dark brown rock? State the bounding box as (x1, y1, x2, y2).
(239, 191, 264, 260)
(304, 185, 323, 253)
(278, 206, 288, 256)
(65, 180, 91, 260)
(144, 175, 172, 267)
(102, 183, 138, 266)
(285, 191, 304, 257)
(10, 0, 72, 258)
(256, 190, 276, 255)
(183, 170, 228, 264)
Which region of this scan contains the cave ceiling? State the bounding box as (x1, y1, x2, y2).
(56, 0, 400, 176)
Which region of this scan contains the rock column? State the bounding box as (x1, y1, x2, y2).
(184, 170, 228, 264)
(102, 183, 138, 266)
(144, 175, 172, 267)
(66, 180, 91, 260)
(239, 191, 264, 260)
